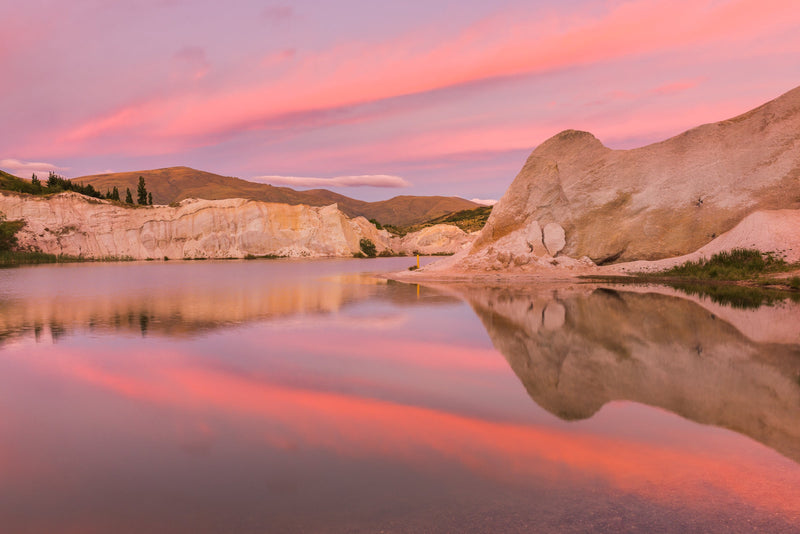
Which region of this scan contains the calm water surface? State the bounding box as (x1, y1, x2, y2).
(0, 258, 799, 533)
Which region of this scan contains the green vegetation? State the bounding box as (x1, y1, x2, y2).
(0, 170, 103, 198)
(0, 170, 139, 205)
(125, 188, 134, 204)
(359, 238, 377, 258)
(244, 253, 282, 260)
(0, 210, 134, 267)
(368, 218, 383, 230)
(658, 248, 789, 280)
(384, 205, 492, 236)
(0, 251, 85, 266)
(137, 176, 153, 205)
(666, 282, 800, 310)
(0, 250, 134, 267)
(582, 249, 800, 310)
(0, 215, 25, 251)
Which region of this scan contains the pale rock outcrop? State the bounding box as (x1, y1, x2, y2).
(525, 221, 548, 256)
(542, 223, 565, 256)
(0, 192, 472, 259)
(454, 84, 800, 270)
(612, 209, 800, 273)
(391, 224, 475, 255)
(0, 192, 392, 259)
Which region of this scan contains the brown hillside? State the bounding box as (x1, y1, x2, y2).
(75, 167, 477, 226)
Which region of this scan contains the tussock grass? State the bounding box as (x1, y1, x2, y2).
(660, 248, 789, 280)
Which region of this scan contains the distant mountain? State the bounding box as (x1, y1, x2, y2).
(73, 167, 478, 226)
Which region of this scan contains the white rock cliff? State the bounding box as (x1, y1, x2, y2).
(0, 192, 475, 260)
(0, 193, 390, 259)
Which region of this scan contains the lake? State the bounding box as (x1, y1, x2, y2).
(0, 258, 798, 533)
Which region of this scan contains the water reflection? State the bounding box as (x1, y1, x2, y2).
(0, 262, 455, 343)
(1, 263, 800, 532)
(447, 282, 800, 464)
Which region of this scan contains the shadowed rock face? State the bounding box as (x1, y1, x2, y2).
(472, 85, 800, 263)
(459, 284, 800, 464)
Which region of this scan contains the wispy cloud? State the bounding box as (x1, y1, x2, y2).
(470, 198, 497, 206)
(0, 158, 67, 178)
(250, 174, 411, 188)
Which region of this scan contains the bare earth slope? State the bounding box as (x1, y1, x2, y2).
(471, 84, 800, 265)
(75, 167, 478, 226)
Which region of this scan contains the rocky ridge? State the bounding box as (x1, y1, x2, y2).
(0, 192, 473, 260)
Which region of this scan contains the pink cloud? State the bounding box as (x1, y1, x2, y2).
(10, 0, 800, 173)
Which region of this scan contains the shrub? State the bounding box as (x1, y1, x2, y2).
(0, 215, 25, 251)
(659, 248, 786, 280)
(359, 238, 377, 258)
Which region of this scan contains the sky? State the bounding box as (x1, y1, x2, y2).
(1, 0, 799, 202)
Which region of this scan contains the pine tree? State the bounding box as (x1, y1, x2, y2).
(148, 192, 153, 205)
(125, 188, 133, 204)
(112, 186, 120, 201)
(137, 176, 148, 205)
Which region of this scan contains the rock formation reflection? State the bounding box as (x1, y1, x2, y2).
(453, 283, 800, 464)
(0, 263, 454, 344)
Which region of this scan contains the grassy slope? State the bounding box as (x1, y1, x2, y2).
(386, 205, 493, 235)
(0, 169, 43, 194)
(75, 167, 478, 226)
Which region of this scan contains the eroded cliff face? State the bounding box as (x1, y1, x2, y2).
(453, 283, 800, 464)
(0, 192, 477, 259)
(453, 85, 800, 270)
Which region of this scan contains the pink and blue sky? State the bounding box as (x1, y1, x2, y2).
(1, 0, 799, 201)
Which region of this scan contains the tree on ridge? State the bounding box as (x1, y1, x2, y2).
(137, 176, 148, 205)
